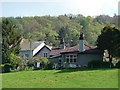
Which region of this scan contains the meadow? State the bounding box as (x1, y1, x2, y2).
(2, 68, 118, 88)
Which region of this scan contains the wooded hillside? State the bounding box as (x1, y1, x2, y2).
(2, 14, 118, 47)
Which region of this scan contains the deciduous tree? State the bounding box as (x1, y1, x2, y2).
(2, 18, 22, 72)
(97, 26, 120, 64)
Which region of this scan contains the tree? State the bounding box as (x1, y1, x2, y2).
(58, 26, 79, 47)
(97, 26, 120, 65)
(2, 18, 22, 72)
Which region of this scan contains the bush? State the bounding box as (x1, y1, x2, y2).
(88, 60, 114, 68)
(116, 61, 120, 68)
(45, 62, 54, 70)
(101, 62, 113, 68)
(88, 60, 102, 68)
(40, 57, 49, 64)
(34, 57, 41, 62)
(10, 53, 21, 70)
(2, 63, 11, 73)
(27, 60, 34, 68)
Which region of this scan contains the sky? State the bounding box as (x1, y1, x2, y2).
(1, 0, 120, 17)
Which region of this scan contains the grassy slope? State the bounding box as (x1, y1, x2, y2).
(2, 69, 118, 88)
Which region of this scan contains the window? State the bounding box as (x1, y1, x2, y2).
(66, 55, 77, 63)
(66, 56, 70, 63)
(43, 53, 48, 57)
(70, 58, 73, 63)
(74, 59, 76, 63)
(73, 56, 77, 63)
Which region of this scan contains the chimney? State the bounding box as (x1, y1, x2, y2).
(79, 33, 85, 52)
(59, 37, 65, 49)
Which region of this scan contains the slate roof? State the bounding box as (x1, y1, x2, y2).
(20, 40, 52, 56)
(79, 48, 103, 54)
(20, 41, 45, 50)
(50, 49, 64, 56)
(61, 44, 91, 54)
(50, 44, 92, 56)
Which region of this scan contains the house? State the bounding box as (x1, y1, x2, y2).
(20, 33, 103, 68)
(49, 33, 103, 68)
(20, 40, 52, 60)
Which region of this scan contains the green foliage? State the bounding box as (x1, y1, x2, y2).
(58, 26, 79, 47)
(4, 14, 117, 47)
(40, 57, 49, 64)
(10, 53, 21, 69)
(97, 26, 120, 62)
(34, 57, 48, 63)
(2, 18, 22, 72)
(2, 18, 22, 54)
(27, 60, 34, 68)
(44, 62, 54, 70)
(34, 57, 41, 62)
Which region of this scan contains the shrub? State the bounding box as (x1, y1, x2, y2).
(10, 53, 21, 70)
(40, 57, 49, 64)
(101, 62, 113, 68)
(44, 62, 54, 70)
(34, 57, 41, 62)
(27, 60, 34, 68)
(116, 61, 120, 68)
(88, 60, 114, 68)
(2, 63, 11, 73)
(88, 60, 102, 68)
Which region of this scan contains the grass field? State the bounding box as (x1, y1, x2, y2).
(2, 68, 118, 88)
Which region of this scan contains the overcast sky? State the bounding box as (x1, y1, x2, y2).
(1, 0, 120, 17)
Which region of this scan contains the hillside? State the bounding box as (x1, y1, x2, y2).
(2, 14, 118, 47)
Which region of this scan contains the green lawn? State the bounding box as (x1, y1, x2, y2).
(2, 68, 118, 88)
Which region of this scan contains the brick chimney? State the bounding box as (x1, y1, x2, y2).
(59, 37, 65, 49)
(79, 33, 85, 52)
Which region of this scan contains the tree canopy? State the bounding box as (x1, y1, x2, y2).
(97, 26, 120, 62)
(3, 14, 118, 47)
(2, 18, 22, 64)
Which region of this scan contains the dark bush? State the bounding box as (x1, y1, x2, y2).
(116, 61, 120, 68)
(44, 62, 54, 70)
(101, 62, 113, 68)
(88, 60, 102, 68)
(27, 60, 34, 68)
(2, 64, 11, 73)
